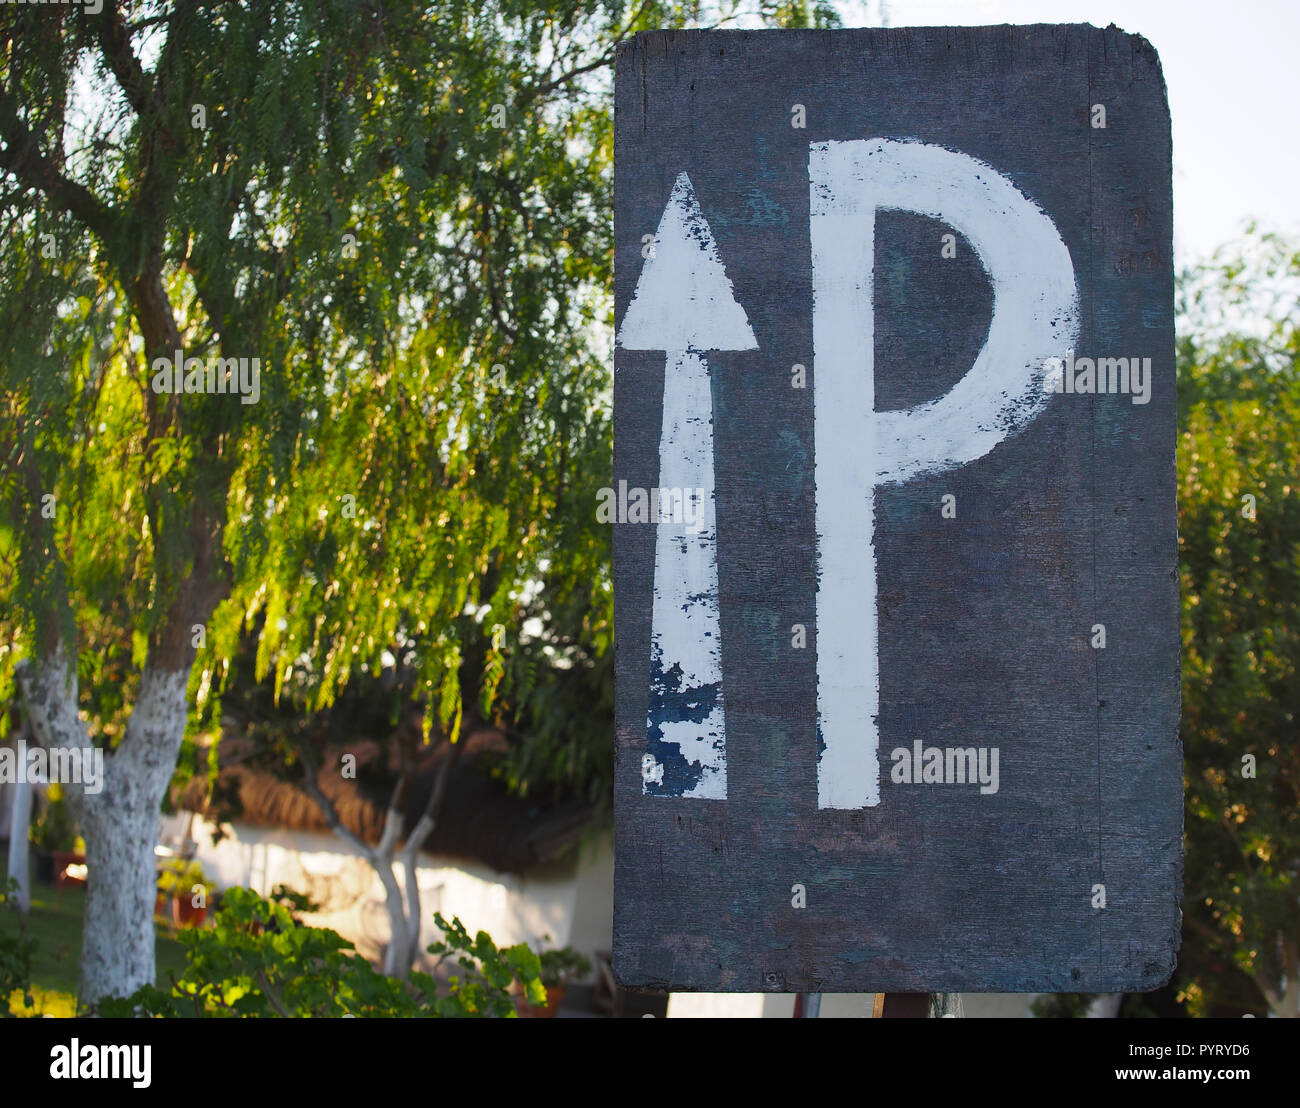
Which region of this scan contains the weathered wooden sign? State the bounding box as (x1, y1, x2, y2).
(612, 25, 1181, 993)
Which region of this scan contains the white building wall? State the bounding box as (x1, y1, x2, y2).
(668, 993, 796, 1017)
(565, 833, 614, 961)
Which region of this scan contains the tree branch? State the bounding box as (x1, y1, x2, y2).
(255, 969, 292, 1018)
(300, 762, 375, 861)
(376, 773, 408, 857)
(93, 1, 155, 118)
(13, 649, 93, 815)
(1182, 912, 1229, 952)
(0, 81, 119, 241)
(402, 738, 461, 858)
(528, 48, 615, 100)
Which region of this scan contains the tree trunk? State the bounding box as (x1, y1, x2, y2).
(1261, 936, 1300, 1018)
(76, 666, 189, 1005)
(401, 845, 423, 969)
(384, 742, 460, 977)
(17, 651, 191, 1006)
(305, 744, 463, 979)
(1085, 993, 1123, 1018)
(377, 848, 414, 977)
(6, 772, 32, 914)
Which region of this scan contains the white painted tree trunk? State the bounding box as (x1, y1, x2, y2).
(6, 775, 32, 914)
(18, 651, 190, 1006)
(1261, 936, 1300, 1018)
(307, 750, 455, 980)
(1085, 993, 1123, 1018)
(401, 844, 423, 970)
(376, 816, 442, 976)
(79, 667, 188, 1004)
(373, 845, 432, 977)
(377, 852, 413, 977)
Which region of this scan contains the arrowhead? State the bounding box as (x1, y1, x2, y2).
(617, 172, 757, 353)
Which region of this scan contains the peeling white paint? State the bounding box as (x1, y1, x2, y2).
(646, 348, 727, 798)
(810, 139, 1079, 809)
(641, 753, 665, 786)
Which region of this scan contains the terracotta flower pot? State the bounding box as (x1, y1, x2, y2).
(514, 983, 565, 1018)
(172, 896, 208, 928)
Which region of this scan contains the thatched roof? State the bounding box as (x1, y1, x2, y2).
(175, 728, 595, 874)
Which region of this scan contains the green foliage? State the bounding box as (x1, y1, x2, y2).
(0, 882, 188, 1016)
(428, 912, 547, 1012)
(0, 0, 826, 813)
(759, 0, 842, 28)
(0, 878, 36, 1016)
(29, 789, 77, 853)
(537, 942, 592, 987)
(1030, 994, 1090, 1018)
(93, 886, 544, 1017)
(268, 883, 320, 921)
(0, 0, 656, 796)
(1174, 230, 1300, 1017)
(156, 857, 212, 901)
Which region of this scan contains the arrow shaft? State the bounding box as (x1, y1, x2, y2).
(645, 349, 726, 800)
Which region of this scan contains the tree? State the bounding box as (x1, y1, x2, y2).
(179, 482, 616, 978)
(200, 634, 499, 978)
(1175, 230, 1300, 1017)
(0, 0, 655, 1005)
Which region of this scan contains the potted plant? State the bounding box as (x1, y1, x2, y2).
(157, 857, 214, 928)
(515, 944, 591, 1018)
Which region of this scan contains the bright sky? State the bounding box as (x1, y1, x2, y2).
(833, 0, 1300, 268)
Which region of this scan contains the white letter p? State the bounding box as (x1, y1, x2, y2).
(810, 139, 1079, 809)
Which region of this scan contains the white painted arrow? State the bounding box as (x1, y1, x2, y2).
(618, 172, 756, 799)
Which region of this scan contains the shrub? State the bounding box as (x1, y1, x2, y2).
(94, 887, 544, 1017)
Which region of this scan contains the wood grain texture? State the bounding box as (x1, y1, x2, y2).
(613, 24, 1180, 993)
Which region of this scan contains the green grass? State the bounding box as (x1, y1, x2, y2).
(2, 866, 189, 1016)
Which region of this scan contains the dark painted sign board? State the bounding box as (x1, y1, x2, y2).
(613, 25, 1180, 993)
